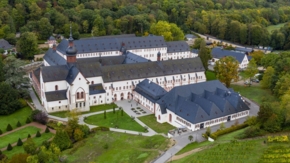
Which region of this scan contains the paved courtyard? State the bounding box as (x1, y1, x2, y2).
(115, 100, 153, 118)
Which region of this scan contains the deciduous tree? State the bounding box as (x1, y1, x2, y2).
(273, 74, 290, 97)
(52, 130, 71, 151)
(198, 40, 211, 70)
(23, 138, 37, 155)
(244, 58, 258, 82)
(250, 51, 264, 65)
(260, 66, 275, 89)
(214, 56, 239, 88)
(16, 32, 38, 59)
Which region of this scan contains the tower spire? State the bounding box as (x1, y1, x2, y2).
(69, 22, 73, 40)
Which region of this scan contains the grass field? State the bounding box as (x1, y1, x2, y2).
(205, 70, 217, 81)
(64, 132, 170, 163)
(138, 114, 175, 134)
(266, 23, 286, 33)
(3, 132, 54, 158)
(0, 126, 40, 149)
(50, 103, 118, 118)
(85, 110, 145, 132)
(230, 85, 276, 105)
(0, 107, 32, 133)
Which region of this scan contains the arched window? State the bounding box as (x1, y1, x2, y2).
(81, 92, 84, 98)
(77, 92, 80, 99)
(91, 81, 94, 84)
(55, 85, 58, 91)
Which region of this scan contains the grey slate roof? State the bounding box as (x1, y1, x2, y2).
(66, 66, 80, 84)
(43, 49, 67, 66)
(80, 34, 136, 40)
(45, 90, 67, 102)
(192, 49, 199, 54)
(166, 41, 190, 53)
(123, 52, 150, 64)
(41, 65, 69, 82)
(0, 39, 13, 50)
(101, 57, 204, 83)
(211, 47, 246, 63)
(48, 36, 56, 40)
(134, 79, 167, 103)
(89, 84, 106, 95)
(33, 68, 41, 83)
(119, 36, 167, 50)
(156, 80, 250, 124)
(235, 47, 253, 53)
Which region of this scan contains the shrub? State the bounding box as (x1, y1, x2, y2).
(27, 134, 31, 138)
(36, 131, 41, 137)
(52, 130, 72, 151)
(7, 144, 13, 151)
(73, 128, 84, 141)
(0, 129, 2, 135)
(26, 117, 31, 124)
(6, 124, 13, 131)
(18, 99, 27, 108)
(23, 138, 37, 155)
(91, 126, 110, 133)
(79, 124, 90, 137)
(103, 143, 109, 149)
(17, 138, 23, 146)
(16, 121, 21, 127)
(210, 123, 248, 140)
(45, 126, 50, 133)
(31, 110, 48, 124)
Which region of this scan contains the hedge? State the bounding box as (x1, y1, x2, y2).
(210, 123, 248, 140)
(91, 126, 110, 132)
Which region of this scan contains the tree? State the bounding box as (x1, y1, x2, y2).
(188, 135, 193, 142)
(0, 57, 4, 82)
(37, 18, 54, 40)
(27, 134, 31, 138)
(0, 82, 21, 115)
(9, 153, 29, 163)
(150, 21, 184, 41)
(17, 138, 23, 146)
(250, 51, 264, 65)
(36, 131, 41, 137)
(16, 32, 38, 59)
(6, 124, 12, 131)
(258, 102, 283, 132)
(26, 117, 31, 124)
(23, 138, 37, 155)
(193, 38, 204, 49)
(0, 129, 2, 135)
(37, 143, 61, 163)
(244, 59, 258, 83)
(104, 110, 107, 119)
(73, 128, 84, 141)
(261, 53, 279, 68)
(16, 121, 21, 127)
(281, 89, 290, 126)
(273, 74, 290, 97)
(52, 130, 72, 151)
(214, 56, 239, 87)
(65, 109, 81, 139)
(7, 143, 12, 151)
(260, 66, 275, 89)
(198, 40, 211, 70)
(45, 127, 50, 133)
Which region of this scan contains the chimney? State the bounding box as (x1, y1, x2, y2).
(52, 44, 56, 51)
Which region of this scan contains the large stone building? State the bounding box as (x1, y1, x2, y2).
(32, 31, 206, 113)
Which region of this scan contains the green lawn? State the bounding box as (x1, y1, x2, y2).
(0, 106, 32, 133)
(64, 132, 170, 163)
(205, 70, 217, 81)
(173, 139, 267, 163)
(138, 114, 175, 134)
(3, 132, 54, 158)
(230, 85, 277, 105)
(50, 103, 118, 118)
(175, 141, 213, 155)
(266, 23, 286, 33)
(85, 110, 145, 132)
(0, 126, 40, 149)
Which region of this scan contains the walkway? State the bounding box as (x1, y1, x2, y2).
(0, 122, 56, 151)
(29, 88, 45, 112)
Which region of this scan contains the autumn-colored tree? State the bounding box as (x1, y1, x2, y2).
(214, 56, 239, 87)
(273, 74, 290, 97)
(73, 128, 85, 141)
(9, 153, 29, 163)
(150, 21, 184, 41)
(250, 51, 264, 65)
(260, 66, 275, 89)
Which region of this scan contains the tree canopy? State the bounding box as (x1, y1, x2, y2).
(150, 21, 184, 41)
(214, 56, 239, 88)
(16, 32, 38, 59)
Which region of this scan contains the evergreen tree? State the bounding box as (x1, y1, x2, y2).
(16, 120, 21, 127)
(36, 131, 41, 137)
(26, 117, 31, 124)
(17, 138, 23, 146)
(27, 134, 31, 138)
(0, 129, 2, 135)
(113, 108, 115, 114)
(52, 130, 72, 151)
(0, 57, 4, 82)
(7, 143, 13, 151)
(6, 124, 13, 131)
(45, 126, 50, 133)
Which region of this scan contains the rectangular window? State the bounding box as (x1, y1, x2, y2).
(84, 102, 85, 106)
(80, 103, 82, 107)
(76, 103, 78, 108)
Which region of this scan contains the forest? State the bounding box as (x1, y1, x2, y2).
(0, 0, 290, 50)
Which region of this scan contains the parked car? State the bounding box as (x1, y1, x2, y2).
(251, 79, 259, 83)
(244, 81, 252, 85)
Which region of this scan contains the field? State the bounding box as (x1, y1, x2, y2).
(138, 114, 175, 134)
(84, 110, 145, 132)
(3, 132, 54, 158)
(64, 131, 170, 163)
(50, 103, 118, 118)
(205, 70, 217, 81)
(230, 85, 276, 105)
(0, 126, 40, 149)
(266, 23, 286, 33)
(0, 106, 32, 133)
